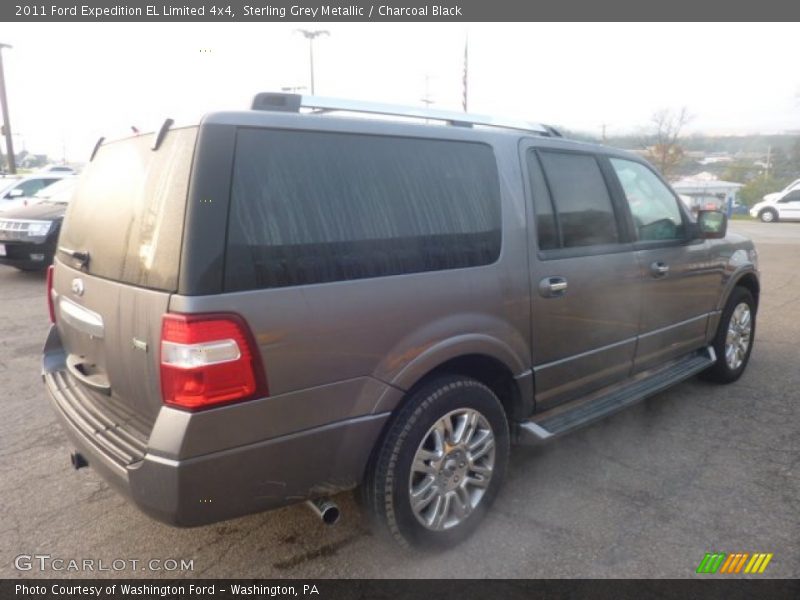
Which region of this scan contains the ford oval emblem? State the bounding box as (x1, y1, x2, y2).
(71, 278, 85, 297)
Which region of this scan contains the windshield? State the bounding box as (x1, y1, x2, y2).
(783, 178, 800, 192)
(34, 177, 77, 202)
(0, 177, 21, 195)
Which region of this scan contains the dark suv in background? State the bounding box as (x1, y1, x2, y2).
(42, 94, 759, 548)
(0, 178, 77, 270)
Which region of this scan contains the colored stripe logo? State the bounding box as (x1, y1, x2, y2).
(696, 552, 773, 574)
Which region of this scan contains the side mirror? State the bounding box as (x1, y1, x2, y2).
(697, 210, 727, 239)
(7, 189, 24, 198)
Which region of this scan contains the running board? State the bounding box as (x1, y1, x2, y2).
(517, 347, 716, 444)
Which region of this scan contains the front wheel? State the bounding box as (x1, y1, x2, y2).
(362, 375, 509, 548)
(701, 287, 756, 383)
(759, 209, 778, 223)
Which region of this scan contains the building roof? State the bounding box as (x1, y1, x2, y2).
(672, 173, 744, 193)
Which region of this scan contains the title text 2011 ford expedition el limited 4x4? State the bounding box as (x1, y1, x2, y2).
(43, 93, 759, 548)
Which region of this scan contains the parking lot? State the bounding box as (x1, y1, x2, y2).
(1, 221, 797, 578)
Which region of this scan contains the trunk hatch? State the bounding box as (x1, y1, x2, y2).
(54, 127, 197, 426)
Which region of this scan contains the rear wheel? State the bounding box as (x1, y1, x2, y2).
(701, 287, 756, 383)
(759, 209, 778, 223)
(362, 375, 509, 548)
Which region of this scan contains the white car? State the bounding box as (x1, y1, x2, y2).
(750, 186, 800, 222)
(762, 178, 800, 203)
(0, 173, 73, 213)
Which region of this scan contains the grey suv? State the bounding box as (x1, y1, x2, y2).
(43, 93, 759, 548)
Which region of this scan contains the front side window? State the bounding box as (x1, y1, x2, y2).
(225, 129, 502, 291)
(537, 151, 620, 248)
(610, 158, 684, 241)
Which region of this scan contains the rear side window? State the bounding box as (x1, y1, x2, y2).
(224, 129, 502, 291)
(59, 127, 197, 291)
(537, 151, 619, 248)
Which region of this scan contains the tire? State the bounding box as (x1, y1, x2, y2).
(362, 375, 509, 549)
(759, 209, 777, 223)
(701, 287, 756, 384)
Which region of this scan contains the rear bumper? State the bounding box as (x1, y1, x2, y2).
(42, 328, 390, 527)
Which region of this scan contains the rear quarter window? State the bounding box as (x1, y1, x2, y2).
(224, 129, 502, 291)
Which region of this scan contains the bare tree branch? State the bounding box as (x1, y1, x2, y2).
(640, 107, 692, 179)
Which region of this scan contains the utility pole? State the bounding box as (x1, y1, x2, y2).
(601, 123, 607, 144)
(0, 43, 16, 174)
(765, 145, 772, 180)
(462, 35, 469, 112)
(295, 30, 329, 95)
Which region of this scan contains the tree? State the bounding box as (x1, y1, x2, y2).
(640, 107, 692, 180)
(720, 161, 757, 184)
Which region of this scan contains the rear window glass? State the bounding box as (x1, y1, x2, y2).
(225, 129, 502, 291)
(59, 128, 197, 291)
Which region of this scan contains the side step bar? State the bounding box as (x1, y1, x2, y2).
(517, 347, 716, 444)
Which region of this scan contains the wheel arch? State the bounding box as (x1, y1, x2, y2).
(719, 269, 760, 311)
(374, 340, 534, 424)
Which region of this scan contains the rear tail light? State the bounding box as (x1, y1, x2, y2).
(46, 265, 56, 324)
(160, 313, 268, 410)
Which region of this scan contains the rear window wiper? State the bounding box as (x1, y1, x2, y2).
(58, 246, 90, 269)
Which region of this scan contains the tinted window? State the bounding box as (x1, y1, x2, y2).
(59, 127, 197, 291)
(225, 129, 502, 291)
(780, 190, 800, 202)
(526, 150, 558, 250)
(538, 151, 619, 248)
(610, 158, 684, 241)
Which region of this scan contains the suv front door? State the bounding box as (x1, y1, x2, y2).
(607, 157, 721, 372)
(524, 145, 641, 410)
(776, 190, 800, 220)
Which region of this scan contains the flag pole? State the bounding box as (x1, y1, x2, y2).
(462, 34, 469, 113)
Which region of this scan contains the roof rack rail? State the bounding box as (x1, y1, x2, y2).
(251, 92, 551, 135)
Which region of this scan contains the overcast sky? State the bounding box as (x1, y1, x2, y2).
(2, 22, 798, 161)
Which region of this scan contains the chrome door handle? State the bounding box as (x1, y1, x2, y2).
(650, 261, 670, 277)
(538, 276, 568, 298)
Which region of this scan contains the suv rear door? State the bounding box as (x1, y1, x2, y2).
(52, 127, 197, 431)
(523, 143, 641, 410)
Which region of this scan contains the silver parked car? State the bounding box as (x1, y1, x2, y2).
(43, 94, 759, 548)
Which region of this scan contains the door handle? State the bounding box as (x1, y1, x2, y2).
(538, 276, 568, 298)
(650, 261, 670, 278)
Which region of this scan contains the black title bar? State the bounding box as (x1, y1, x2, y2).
(3, 579, 800, 600)
(4, 0, 800, 21)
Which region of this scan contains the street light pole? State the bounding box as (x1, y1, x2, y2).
(0, 43, 16, 174)
(295, 30, 329, 95)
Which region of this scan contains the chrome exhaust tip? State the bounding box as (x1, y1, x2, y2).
(306, 497, 340, 525)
